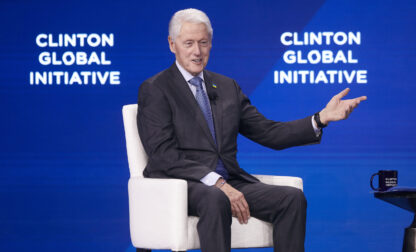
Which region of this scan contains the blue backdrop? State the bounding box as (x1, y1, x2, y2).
(1, 0, 415, 251)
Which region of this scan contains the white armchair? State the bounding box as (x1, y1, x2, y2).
(122, 104, 304, 251)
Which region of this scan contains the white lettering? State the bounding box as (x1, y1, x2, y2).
(36, 34, 48, 47)
(280, 32, 293, 46)
(283, 50, 296, 64)
(39, 52, 51, 65)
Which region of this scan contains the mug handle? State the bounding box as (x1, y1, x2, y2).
(370, 173, 379, 190)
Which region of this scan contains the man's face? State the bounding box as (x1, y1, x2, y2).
(169, 22, 212, 76)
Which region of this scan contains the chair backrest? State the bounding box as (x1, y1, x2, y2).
(122, 104, 148, 178)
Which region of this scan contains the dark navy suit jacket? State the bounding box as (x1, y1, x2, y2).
(137, 63, 321, 183)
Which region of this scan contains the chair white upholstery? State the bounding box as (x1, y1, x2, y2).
(122, 104, 304, 251)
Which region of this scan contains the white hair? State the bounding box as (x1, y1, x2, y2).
(169, 8, 213, 41)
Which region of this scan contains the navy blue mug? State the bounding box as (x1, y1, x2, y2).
(370, 170, 398, 191)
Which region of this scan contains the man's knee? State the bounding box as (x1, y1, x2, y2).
(267, 186, 307, 213)
(286, 187, 307, 211)
(266, 186, 307, 224)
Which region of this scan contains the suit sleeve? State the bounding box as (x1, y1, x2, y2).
(137, 81, 213, 181)
(235, 81, 321, 150)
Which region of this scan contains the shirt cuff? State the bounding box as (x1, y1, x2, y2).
(200, 172, 222, 186)
(311, 115, 322, 137)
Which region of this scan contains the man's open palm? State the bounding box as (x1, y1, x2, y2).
(320, 88, 367, 125)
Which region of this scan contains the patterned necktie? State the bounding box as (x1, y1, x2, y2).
(189, 76, 229, 180)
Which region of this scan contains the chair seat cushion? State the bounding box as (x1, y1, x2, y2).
(186, 216, 273, 249)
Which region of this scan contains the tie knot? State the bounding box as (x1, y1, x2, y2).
(189, 76, 203, 89)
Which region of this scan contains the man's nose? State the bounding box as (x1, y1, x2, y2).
(192, 43, 201, 55)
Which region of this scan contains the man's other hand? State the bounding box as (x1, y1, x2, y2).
(218, 182, 250, 224)
(319, 88, 367, 125)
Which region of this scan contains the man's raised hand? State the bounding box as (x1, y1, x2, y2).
(319, 88, 367, 125)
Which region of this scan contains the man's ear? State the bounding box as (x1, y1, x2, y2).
(168, 36, 175, 53)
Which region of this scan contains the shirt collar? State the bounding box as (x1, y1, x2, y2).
(175, 61, 204, 83)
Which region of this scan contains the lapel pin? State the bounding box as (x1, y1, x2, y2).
(212, 83, 217, 88)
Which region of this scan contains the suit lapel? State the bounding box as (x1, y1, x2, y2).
(204, 70, 223, 151)
(167, 64, 217, 148)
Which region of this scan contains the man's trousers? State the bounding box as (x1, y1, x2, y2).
(187, 177, 307, 252)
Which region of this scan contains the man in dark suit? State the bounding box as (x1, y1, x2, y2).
(137, 8, 366, 252)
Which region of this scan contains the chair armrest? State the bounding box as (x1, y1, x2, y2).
(128, 177, 188, 249)
(252, 175, 303, 191)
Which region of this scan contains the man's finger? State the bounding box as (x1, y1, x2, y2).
(355, 96, 367, 102)
(230, 199, 244, 223)
(335, 88, 350, 99)
(231, 204, 237, 216)
(239, 200, 250, 222)
(234, 205, 244, 224)
(352, 100, 360, 109)
(348, 96, 366, 109)
(236, 202, 248, 224)
(241, 197, 249, 210)
(241, 198, 250, 218)
(234, 195, 249, 223)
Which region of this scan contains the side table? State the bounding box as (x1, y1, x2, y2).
(374, 188, 416, 252)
